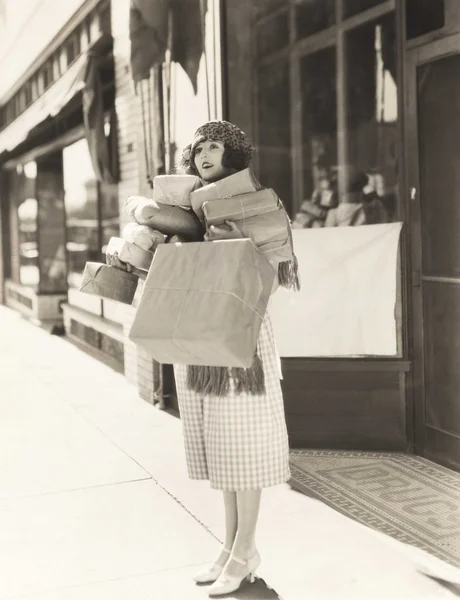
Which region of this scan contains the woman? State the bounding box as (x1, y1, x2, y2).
(111, 121, 295, 597)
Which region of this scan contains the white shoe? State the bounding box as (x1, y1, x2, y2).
(193, 548, 231, 584)
(208, 551, 261, 597)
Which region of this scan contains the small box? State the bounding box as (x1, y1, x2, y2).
(190, 168, 262, 221)
(153, 174, 202, 206)
(80, 262, 139, 304)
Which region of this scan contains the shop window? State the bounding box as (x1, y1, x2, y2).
(337, 13, 398, 227)
(64, 139, 101, 289)
(13, 165, 39, 289)
(300, 46, 338, 218)
(295, 0, 335, 38)
(64, 138, 119, 289)
(406, 0, 445, 40)
(343, 0, 386, 19)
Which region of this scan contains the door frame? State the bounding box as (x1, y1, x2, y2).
(405, 31, 460, 457)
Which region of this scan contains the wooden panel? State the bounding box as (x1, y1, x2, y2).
(425, 426, 460, 472)
(423, 282, 460, 438)
(282, 360, 407, 449)
(417, 54, 460, 278)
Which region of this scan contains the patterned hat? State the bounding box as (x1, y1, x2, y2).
(182, 120, 254, 166)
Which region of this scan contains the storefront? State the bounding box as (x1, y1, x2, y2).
(0, 0, 122, 364)
(1, 0, 459, 471)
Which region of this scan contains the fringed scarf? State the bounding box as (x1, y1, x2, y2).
(186, 202, 300, 397)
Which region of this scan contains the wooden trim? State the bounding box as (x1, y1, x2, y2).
(404, 47, 425, 456)
(405, 32, 460, 456)
(405, 0, 460, 50)
(426, 423, 460, 442)
(341, 0, 395, 31)
(281, 358, 411, 372)
(336, 0, 347, 199)
(410, 31, 460, 63)
(2, 125, 85, 170)
(293, 28, 336, 58)
(62, 302, 124, 343)
(422, 275, 460, 285)
(290, 2, 302, 214)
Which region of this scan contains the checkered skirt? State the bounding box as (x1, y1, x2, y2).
(173, 314, 291, 491)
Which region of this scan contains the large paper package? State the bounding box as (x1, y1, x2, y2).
(80, 263, 139, 304)
(153, 174, 202, 206)
(124, 196, 203, 240)
(202, 189, 294, 265)
(122, 222, 166, 251)
(190, 168, 262, 221)
(107, 237, 154, 271)
(129, 239, 275, 367)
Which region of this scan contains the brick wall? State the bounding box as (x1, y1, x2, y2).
(111, 0, 159, 404)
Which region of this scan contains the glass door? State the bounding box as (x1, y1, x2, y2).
(406, 33, 460, 470)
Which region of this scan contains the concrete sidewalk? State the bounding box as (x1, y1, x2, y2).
(1, 304, 459, 600)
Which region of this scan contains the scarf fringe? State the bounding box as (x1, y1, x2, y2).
(278, 255, 301, 291)
(186, 352, 266, 397)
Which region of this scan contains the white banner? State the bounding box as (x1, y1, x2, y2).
(269, 222, 403, 357)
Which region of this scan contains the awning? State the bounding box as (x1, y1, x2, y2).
(0, 52, 89, 155)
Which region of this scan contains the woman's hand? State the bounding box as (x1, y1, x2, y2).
(106, 251, 133, 273)
(106, 251, 147, 279)
(204, 220, 244, 241)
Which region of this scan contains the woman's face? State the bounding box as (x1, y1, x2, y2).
(193, 140, 233, 182)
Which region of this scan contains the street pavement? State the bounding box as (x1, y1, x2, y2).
(1, 304, 460, 600)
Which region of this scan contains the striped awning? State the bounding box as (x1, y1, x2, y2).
(0, 52, 89, 155)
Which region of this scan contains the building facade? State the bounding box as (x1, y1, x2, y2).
(1, 0, 459, 471)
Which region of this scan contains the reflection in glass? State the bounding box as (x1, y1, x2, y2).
(295, 0, 335, 38)
(296, 47, 337, 228)
(63, 138, 100, 288)
(14, 164, 39, 288)
(406, 0, 444, 40)
(334, 13, 398, 228)
(343, 0, 385, 19)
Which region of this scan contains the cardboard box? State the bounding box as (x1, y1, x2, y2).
(153, 174, 202, 206)
(129, 239, 274, 367)
(122, 223, 166, 251)
(79, 263, 139, 304)
(203, 189, 279, 224)
(190, 168, 262, 221)
(202, 189, 294, 265)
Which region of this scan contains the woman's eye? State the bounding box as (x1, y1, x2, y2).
(195, 147, 202, 154)
(210, 143, 218, 149)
